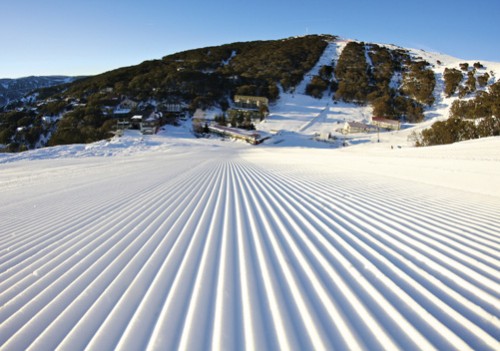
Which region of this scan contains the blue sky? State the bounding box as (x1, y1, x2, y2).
(2, 0, 499, 78)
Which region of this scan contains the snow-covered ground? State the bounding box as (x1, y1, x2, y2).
(0, 123, 499, 350)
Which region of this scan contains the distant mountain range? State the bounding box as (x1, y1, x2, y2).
(0, 76, 81, 107)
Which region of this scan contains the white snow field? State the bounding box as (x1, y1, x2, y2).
(0, 126, 499, 351)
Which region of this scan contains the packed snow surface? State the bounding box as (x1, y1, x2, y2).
(0, 124, 499, 350)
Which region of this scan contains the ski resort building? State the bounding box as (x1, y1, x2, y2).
(160, 103, 182, 113)
(371, 117, 401, 130)
(113, 98, 138, 116)
(140, 112, 161, 134)
(208, 125, 268, 145)
(140, 120, 158, 134)
(234, 95, 269, 109)
(116, 119, 131, 130)
(340, 121, 378, 134)
(228, 95, 270, 123)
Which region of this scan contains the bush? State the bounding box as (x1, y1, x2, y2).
(414, 82, 500, 146)
(400, 61, 435, 106)
(0, 127, 14, 145)
(318, 65, 333, 80)
(306, 76, 329, 98)
(418, 117, 477, 146)
(214, 113, 227, 126)
(466, 71, 476, 93)
(414, 115, 499, 147)
(473, 62, 484, 69)
(477, 73, 490, 88)
(236, 85, 258, 96)
(443, 68, 463, 97)
(371, 94, 396, 119)
(6, 142, 20, 152)
(396, 97, 424, 123)
(450, 81, 500, 119)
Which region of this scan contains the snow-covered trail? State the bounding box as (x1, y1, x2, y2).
(0, 145, 499, 350)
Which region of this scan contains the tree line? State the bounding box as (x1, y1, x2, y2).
(1, 35, 332, 150)
(412, 82, 500, 146)
(305, 42, 436, 123)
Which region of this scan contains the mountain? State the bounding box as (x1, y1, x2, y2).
(0, 76, 82, 107)
(0, 34, 499, 152)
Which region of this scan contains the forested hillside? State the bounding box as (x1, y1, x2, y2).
(305, 41, 435, 123)
(65, 35, 331, 106)
(0, 76, 80, 107)
(0, 35, 331, 150)
(0, 34, 498, 151)
(413, 81, 500, 146)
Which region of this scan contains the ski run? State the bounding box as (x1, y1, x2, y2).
(0, 127, 499, 350)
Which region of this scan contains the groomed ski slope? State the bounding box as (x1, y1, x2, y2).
(0, 130, 499, 350)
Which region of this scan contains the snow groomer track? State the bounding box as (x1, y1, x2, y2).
(1, 142, 499, 350)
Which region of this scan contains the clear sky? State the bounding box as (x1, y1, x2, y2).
(2, 0, 499, 78)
